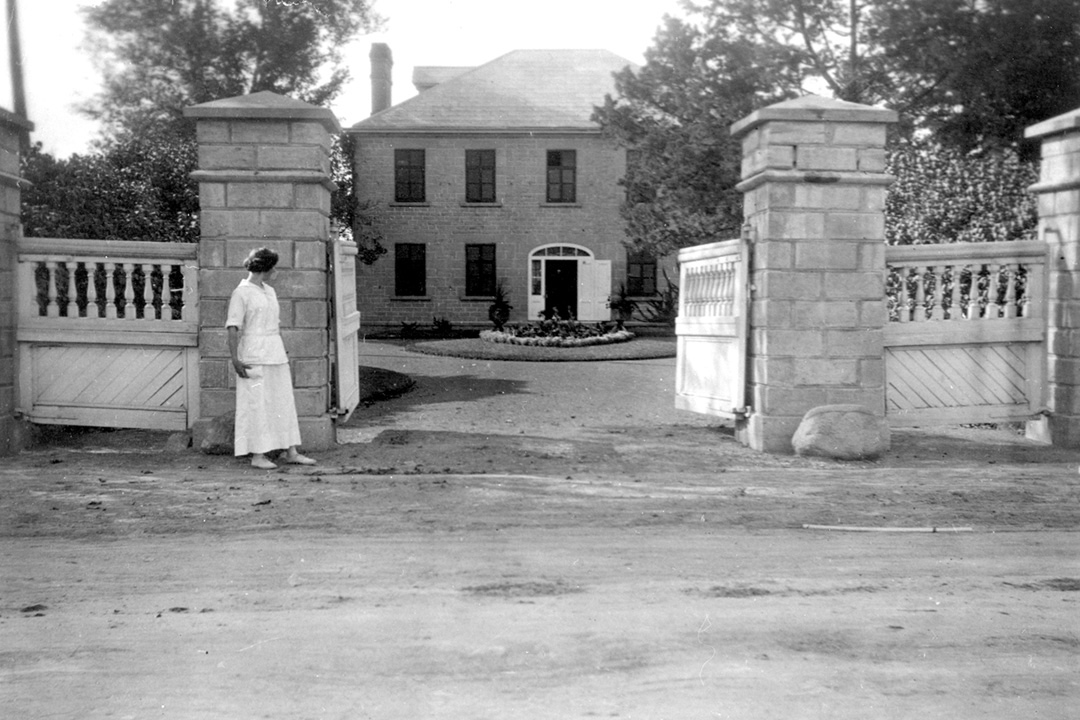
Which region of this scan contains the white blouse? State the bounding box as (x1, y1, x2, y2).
(226, 279, 289, 365)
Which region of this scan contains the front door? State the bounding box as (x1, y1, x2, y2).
(544, 260, 577, 319)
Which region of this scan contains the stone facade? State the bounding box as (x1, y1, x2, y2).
(730, 96, 897, 453)
(352, 132, 652, 329)
(184, 91, 340, 451)
(1026, 109, 1080, 446)
(0, 110, 32, 455)
(348, 48, 674, 333)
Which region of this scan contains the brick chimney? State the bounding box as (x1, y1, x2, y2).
(370, 43, 393, 115)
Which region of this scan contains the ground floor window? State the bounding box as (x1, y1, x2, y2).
(395, 243, 426, 296)
(465, 243, 496, 295)
(626, 251, 657, 295)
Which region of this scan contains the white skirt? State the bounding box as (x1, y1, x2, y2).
(234, 363, 303, 456)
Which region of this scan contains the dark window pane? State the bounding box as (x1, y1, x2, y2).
(465, 243, 496, 296)
(465, 149, 496, 203)
(395, 243, 426, 295)
(546, 150, 576, 203)
(394, 149, 425, 203)
(627, 251, 657, 295)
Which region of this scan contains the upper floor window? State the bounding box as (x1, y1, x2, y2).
(465, 243, 497, 296)
(465, 150, 496, 203)
(546, 150, 576, 203)
(627, 251, 657, 296)
(394, 243, 426, 296)
(394, 149, 425, 203)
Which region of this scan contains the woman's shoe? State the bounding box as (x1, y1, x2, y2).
(251, 455, 277, 470)
(284, 453, 316, 465)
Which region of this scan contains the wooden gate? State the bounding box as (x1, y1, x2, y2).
(884, 240, 1048, 425)
(674, 235, 751, 418)
(330, 234, 361, 422)
(16, 237, 200, 430)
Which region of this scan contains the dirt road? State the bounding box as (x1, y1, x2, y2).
(2, 341, 1079, 718)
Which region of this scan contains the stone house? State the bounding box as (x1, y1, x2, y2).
(347, 46, 670, 333)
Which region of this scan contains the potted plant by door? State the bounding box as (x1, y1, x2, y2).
(488, 281, 512, 330)
(607, 282, 638, 330)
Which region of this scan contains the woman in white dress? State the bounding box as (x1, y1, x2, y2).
(226, 248, 316, 469)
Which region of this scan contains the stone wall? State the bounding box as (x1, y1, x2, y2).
(185, 91, 340, 451)
(0, 110, 32, 455)
(351, 132, 671, 329)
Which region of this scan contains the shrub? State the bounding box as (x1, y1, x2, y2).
(481, 319, 635, 348)
(886, 140, 1038, 246)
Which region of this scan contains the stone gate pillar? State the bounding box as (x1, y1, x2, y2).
(0, 110, 33, 455)
(185, 91, 340, 451)
(1026, 109, 1080, 447)
(730, 96, 897, 453)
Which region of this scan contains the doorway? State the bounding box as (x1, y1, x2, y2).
(544, 260, 577, 319)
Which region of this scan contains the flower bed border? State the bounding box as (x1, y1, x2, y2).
(480, 328, 635, 348)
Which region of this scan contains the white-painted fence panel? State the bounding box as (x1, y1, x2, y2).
(884, 240, 1047, 425)
(330, 235, 361, 423)
(16, 237, 200, 430)
(674, 236, 750, 419)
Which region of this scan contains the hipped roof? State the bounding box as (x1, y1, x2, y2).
(350, 49, 635, 134)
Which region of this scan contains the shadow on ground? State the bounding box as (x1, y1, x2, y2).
(351, 370, 530, 423)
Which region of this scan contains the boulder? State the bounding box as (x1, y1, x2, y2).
(792, 404, 890, 460)
(196, 413, 235, 455)
(164, 432, 192, 453)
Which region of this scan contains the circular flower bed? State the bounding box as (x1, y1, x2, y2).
(480, 320, 635, 348)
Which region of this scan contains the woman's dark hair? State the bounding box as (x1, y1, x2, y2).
(244, 247, 279, 274)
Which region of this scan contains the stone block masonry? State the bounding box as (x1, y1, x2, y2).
(0, 109, 33, 455)
(730, 95, 897, 453)
(350, 132, 654, 331)
(185, 91, 341, 452)
(1026, 108, 1080, 446)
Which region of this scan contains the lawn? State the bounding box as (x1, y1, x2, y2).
(405, 336, 677, 362)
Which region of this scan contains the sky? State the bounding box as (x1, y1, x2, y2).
(0, 0, 686, 157)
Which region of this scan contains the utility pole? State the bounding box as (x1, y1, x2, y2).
(6, 0, 29, 148)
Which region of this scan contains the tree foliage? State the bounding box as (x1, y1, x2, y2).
(331, 132, 386, 263)
(24, 0, 382, 242)
(21, 133, 199, 242)
(885, 141, 1038, 246)
(595, 0, 1080, 255)
(594, 15, 796, 256)
(82, 0, 383, 139)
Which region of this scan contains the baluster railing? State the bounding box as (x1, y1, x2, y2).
(45, 261, 59, 318)
(931, 266, 944, 321)
(86, 262, 100, 318)
(913, 266, 926, 322)
(885, 241, 1046, 325)
(104, 262, 118, 319)
(1004, 264, 1018, 319)
(139, 263, 153, 319)
(65, 262, 78, 318)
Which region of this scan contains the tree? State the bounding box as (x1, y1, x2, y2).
(82, 0, 383, 139)
(593, 15, 797, 256)
(331, 132, 386, 264)
(21, 135, 199, 242)
(24, 0, 382, 243)
(868, 0, 1080, 153)
(594, 0, 1079, 256)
